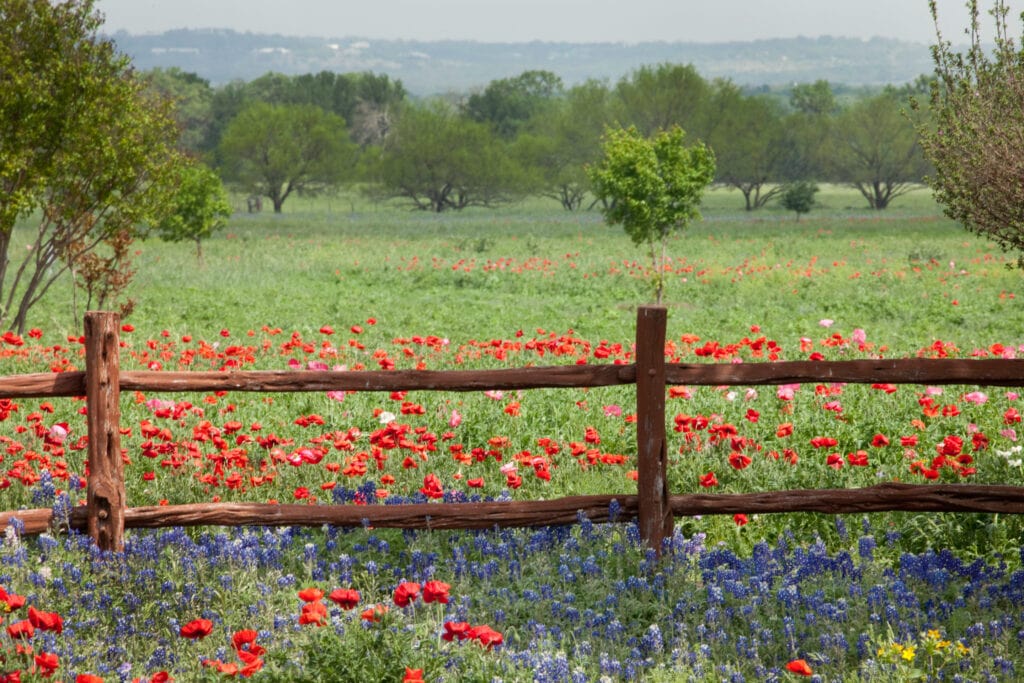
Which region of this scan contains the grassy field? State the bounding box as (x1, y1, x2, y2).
(2, 186, 1024, 681)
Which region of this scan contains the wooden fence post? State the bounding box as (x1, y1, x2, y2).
(636, 305, 671, 554)
(84, 312, 124, 552)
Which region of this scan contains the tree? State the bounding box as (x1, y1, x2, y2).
(780, 182, 819, 220)
(828, 92, 929, 209)
(789, 80, 838, 115)
(375, 101, 528, 212)
(0, 0, 182, 331)
(142, 67, 214, 155)
(154, 161, 232, 263)
(913, 0, 1024, 264)
(513, 79, 613, 210)
(464, 70, 564, 139)
(614, 63, 712, 138)
(708, 86, 789, 210)
(588, 126, 716, 304)
(218, 102, 355, 213)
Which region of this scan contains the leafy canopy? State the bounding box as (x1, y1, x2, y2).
(914, 0, 1024, 264)
(588, 125, 715, 303)
(155, 161, 232, 261)
(0, 0, 182, 330)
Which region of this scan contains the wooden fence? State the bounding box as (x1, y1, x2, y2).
(4, 308, 1024, 554)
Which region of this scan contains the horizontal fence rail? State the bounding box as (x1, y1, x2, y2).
(2, 310, 1024, 554)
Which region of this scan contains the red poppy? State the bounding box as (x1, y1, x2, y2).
(466, 624, 504, 649)
(361, 604, 388, 622)
(76, 675, 105, 683)
(7, 619, 34, 639)
(32, 652, 59, 677)
(733, 513, 749, 526)
(846, 450, 869, 466)
(422, 580, 450, 604)
(728, 452, 751, 470)
(297, 587, 324, 603)
(698, 472, 718, 488)
(328, 588, 360, 609)
(393, 582, 421, 607)
(442, 621, 471, 641)
(28, 606, 63, 634)
(232, 629, 264, 656)
(786, 658, 813, 676)
(298, 601, 327, 626)
(179, 618, 213, 639)
(871, 433, 890, 447)
(402, 668, 425, 683)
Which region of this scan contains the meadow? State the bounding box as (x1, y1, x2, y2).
(2, 186, 1024, 681)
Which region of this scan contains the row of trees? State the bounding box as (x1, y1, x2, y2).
(149, 62, 931, 214)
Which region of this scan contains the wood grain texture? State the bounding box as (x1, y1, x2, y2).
(84, 312, 124, 552)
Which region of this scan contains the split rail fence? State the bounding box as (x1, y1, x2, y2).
(4, 308, 1024, 554)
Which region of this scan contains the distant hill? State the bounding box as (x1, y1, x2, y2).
(106, 29, 936, 94)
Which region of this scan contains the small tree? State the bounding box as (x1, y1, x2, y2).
(781, 182, 819, 220)
(154, 161, 232, 263)
(0, 0, 182, 332)
(914, 0, 1024, 264)
(588, 125, 716, 303)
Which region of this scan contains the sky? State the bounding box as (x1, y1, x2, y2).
(94, 0, 1024, 45)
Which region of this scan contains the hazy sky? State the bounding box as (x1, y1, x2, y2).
(95, 0, 1024, 44)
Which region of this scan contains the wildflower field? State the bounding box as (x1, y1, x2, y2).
(3, 187, 1024, 682)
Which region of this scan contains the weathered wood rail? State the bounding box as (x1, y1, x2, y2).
(3, 309, 1024, 554)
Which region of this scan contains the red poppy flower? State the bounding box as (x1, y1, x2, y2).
(76, 675, 105, 683)
(402, 668, 425, 683)
(442, 621, 471, 641)
(28, 605, 63, 634)
(179, 618, 213, 639)
(422, 580, 450, 604)
(393, 582, 421, 607)
(698, 472, 718, 488)
(466, 624, 504, 649)
(871, 433, 890, 447)
(298, 601, 328, 626)
(361, 604, 388, 622)
(785, 659, 813, 676)
(232, 629, 264, 656)
(728, 452, 751, 470)
(328, 588, 360, 609)
(33, 651, 59, 676)
(297, 587, 324, 603)
(733, 513, 749, 526)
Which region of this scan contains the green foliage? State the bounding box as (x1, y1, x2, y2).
(588, 125, 715, 303)
(789, 79, 838, 115)
(708, 88, 789, 210)
(829, 91, 930, 209)
(781, 181, 819, 219)
(218, 102, 355, 212)
(142, 67, 215, 155)
(463, 69, 564, 139)
(914, 0, 1024, 265)
(154, 161, 232, 261)
(0, 0, 182, 331)
(614, 63, 712, 138)
(375, 101, 529, 211)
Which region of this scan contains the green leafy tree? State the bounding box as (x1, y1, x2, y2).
(780, 181, 819, 220)
(708, 87, 789, 210)
(614, 63, 712, 138)
(828, 91, 929, 209)
(142, 67, 214, 155)
(913, 0, 1024, 264)
(464, 70, 564, 139)
(513, 79, 613, 210)
(588, 125, 716, 303)
(375, 102, 528, 212)
(218, 102, 355, 213)
(789, 80, 838, 115)
(154, 161, 232, 263)
(0, 0, 182, 331)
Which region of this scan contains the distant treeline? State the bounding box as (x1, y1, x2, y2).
(147, 63, 931, 213)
